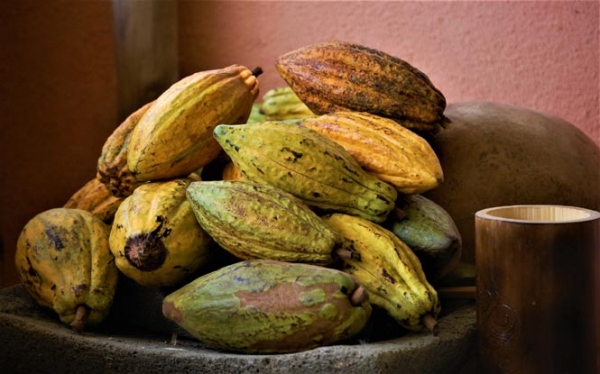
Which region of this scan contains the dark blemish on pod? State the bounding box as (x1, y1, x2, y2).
(26, 257, 39, 277)
(71, 284, 88, 298)
(124, 216, 171, 272)
(45, 227, 65, 250)
(233, 275, 246, 283)
(225, 139, 240, 152)
(125, 235, 168, 272)
(342, 164, 360, 176)
(299, 138, 313, 146)
(382, 269, 396, 284)
(377, 286, 388, 295)
(281, 147, 303, 162)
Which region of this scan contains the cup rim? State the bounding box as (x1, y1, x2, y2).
(475, 204, 600, 224)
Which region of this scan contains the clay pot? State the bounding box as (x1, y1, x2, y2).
(424, 101, 600, 263)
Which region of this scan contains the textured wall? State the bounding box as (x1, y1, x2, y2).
(1, 0, 598, 287)
(179, 0, 599, 144)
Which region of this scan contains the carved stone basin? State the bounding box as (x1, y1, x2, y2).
(0, 280, 476, 374)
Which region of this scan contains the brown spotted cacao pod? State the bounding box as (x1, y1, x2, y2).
(275, 41, 447, 131)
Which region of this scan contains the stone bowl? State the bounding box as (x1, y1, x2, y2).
(0, 280, 476, 374)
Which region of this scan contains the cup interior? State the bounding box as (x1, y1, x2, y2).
(477, 205, 598, 223)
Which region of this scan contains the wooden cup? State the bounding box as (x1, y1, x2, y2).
(475, 205, 600, 374)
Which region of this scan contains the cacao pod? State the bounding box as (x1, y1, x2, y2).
(109, 178, 214, 287)
(276, 41, 447, 131)
(97, 101, 153, 197)
(15, 208, 119, 331)
(323, 213, 441, 333)
(127, 65, 261, 181)
(63, 177, 124, 224)
(221, 161, 245, 181)
(259, 86, 314, 121)
(162, 259, 372, 353)
(213, 122, 398, 223)
(298, 111, 444, 194)
(390, 194, 462, 283)
(186, 180, 339, 265)
(246, 102, 267, 124)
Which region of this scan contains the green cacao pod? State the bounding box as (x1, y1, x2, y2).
(162, 259, 372, 353)
(259, 86, 315, 121)
(390, 194, 462, 283)
(186, 180, 339, 265)
(213, 122, 398, 223)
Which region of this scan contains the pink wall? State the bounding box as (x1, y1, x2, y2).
(179, 0, 599, 144)
(0, 1, 597, 286)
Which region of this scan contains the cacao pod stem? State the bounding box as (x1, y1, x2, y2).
(394, 208, 407, 221)
(350, 286, 368, 306)
(70, 305, 88, 333)
(422, 313, 439, 336)
(251, 66, 263, 77)
(170, 331, 179, 346)
(334, 247, 353, 260)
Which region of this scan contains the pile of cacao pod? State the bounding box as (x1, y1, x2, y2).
(15, 41, 465, 354)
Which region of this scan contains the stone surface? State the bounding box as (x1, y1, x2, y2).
(0, 284, 476, 374)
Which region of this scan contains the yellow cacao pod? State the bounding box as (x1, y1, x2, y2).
(97, 101, 153, 197)
(15, 208, 119, 331)
(276, 41, 447, 131)
(221, 161, 245, 181)
(186, 180, 340, 265)
(127, 65, 261, 182)
(259, 86, 314, 121)
(63, 178, 124, 223)
(298, 111, 444, 194)
(214, 122, 398, 223)
(109, 178, 214, 287)
(323, 213, 441, 333)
